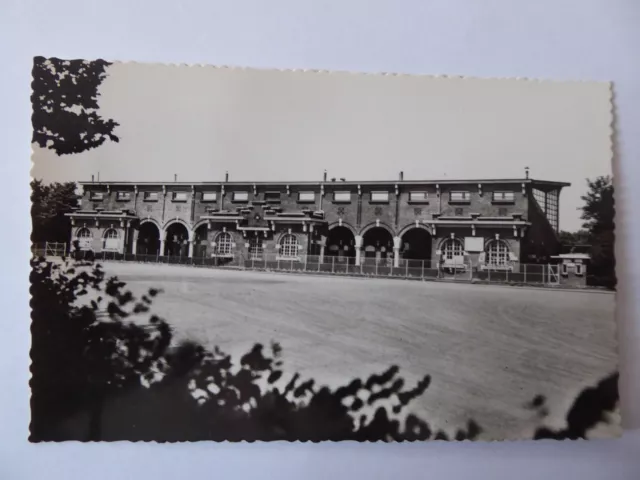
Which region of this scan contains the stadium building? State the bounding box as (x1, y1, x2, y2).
(66, 169, 569, 271)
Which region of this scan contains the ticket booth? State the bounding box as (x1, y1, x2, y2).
(551, 253, 590, 287)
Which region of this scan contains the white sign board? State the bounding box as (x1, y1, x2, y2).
(464, 237, 484, 252)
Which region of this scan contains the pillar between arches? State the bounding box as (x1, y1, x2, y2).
(393, 236, 401, 268)
(355, 235, 363, 266)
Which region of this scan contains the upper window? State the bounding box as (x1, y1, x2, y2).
(333, 191, 351, 203)
(449, 191, 471, 203)
(297, 191, 315, 203)
(232, 191, 249, 202)
(409, 191, 428, 202)
(89, 191, 105, 201)
(575, 263, 584, 276)
(370, 191, 389, 203)
(265, 191, 281, 203)
(116, 191, 132, 201)
(492, 191, 515, 203)
(202, 192, 217, 202)
(172, 191, 189, 202)
(143, 191, 159, 202)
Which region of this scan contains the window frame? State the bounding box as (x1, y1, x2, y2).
(449, 191, 471, 203)
(232, 191, 249, 203)
(485, 239, 511, 267)
(278, 234, 300, 259)
(214, 232, 234, 257)
(491, 191, 516, 203)
(143, 191, 160, 202)
(89, 191, 105, 201)
(370, 191, 390, 203)
(171, 191, 189, 202)
(332, 191, 352, 203)
(116, 191, 132, 202)
(201, 192, 218, 202)
(248, 236, 264, 259)
(265, 191, 282, 204)
(408, 191, 429, 203)
(297, 191, 316, 203)
(575, 263, 584, 276)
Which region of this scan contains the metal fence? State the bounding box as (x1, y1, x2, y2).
(33, 244, 560, 286)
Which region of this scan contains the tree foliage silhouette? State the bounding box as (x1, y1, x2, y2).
(580, 176, 616, 288)
(29, 258, 482, 442)
(31, 180, 79, 243)
(31, 57, 119, 155)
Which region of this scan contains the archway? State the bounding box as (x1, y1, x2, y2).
(362, 226, 394, 263)
(164, 222, 190, 257)
(136, 222, 160, 255)
(326, 226, 356, 263)
(193, 224, 209, 258)
(400, 228, 432, 267)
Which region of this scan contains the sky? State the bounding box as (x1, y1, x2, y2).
(31, 62, 614, 232)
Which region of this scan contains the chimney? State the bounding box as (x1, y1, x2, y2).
(399, 171, 404, 181)
(225, 171, 229, 182)
(331, 177, 336, 182)
(91, 174, 94, 183)
(525, 166, 530, 179)
(340, 177, 346, 182)
(323, 170, 327, 182)
(174, 174, 178, 182)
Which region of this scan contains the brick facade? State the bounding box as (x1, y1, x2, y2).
(68, 176, 568, 270)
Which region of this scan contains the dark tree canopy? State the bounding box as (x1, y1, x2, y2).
(580, 176, 616, 288)
(31, 180, 79, 243)
(31, 57, 119, 155)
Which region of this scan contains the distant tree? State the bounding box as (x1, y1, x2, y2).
(558, 230, 590, 248)
(580, 176, 616, 288)
(31, 57, 119, 155)
(30, 180, 79, 243)
(29, 258, 481, 442)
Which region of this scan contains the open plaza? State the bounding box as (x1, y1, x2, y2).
(92, 261, 618, 440)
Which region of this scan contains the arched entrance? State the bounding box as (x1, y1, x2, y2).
(362, 227, 394, 264)
(164, 222, 190, 257)
(326, 226, 356, 263)
(136, 222, 160, 256)
(401, 228, 432, 267)
(193, 224, 209, 258)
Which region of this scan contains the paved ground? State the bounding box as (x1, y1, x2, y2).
(93, 262, 618, 440)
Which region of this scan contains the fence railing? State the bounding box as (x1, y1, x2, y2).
(33, 245, 561, 286)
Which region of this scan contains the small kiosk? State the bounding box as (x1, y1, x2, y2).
(551, 253, 590, 287)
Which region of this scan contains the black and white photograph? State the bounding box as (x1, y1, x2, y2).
(29, 58, 618, 442)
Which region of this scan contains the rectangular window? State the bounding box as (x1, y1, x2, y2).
(409, 191, 428, 202)
(454, 207, 464, 216)
(265, 191, 281, 203)
(232, 191, 249, 202)
(333, 191, 351, 203)
(172, 191, 189, 202)
(449, 191, 471, 202)
(89, 191, 105, 201)
(492, 191, 515, 202)
(143, 191, 159, 202)
(575, 263, 583, 275)
(562, 263, 569, 275)
(498, 207, 508, 217)
(202, 192, 217, 202)
(370, 191, 389, 203)
(116, 191, 132, 201)
(297, 191, 315, 203)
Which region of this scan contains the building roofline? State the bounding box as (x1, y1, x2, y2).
(77, 178, 571, 188)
